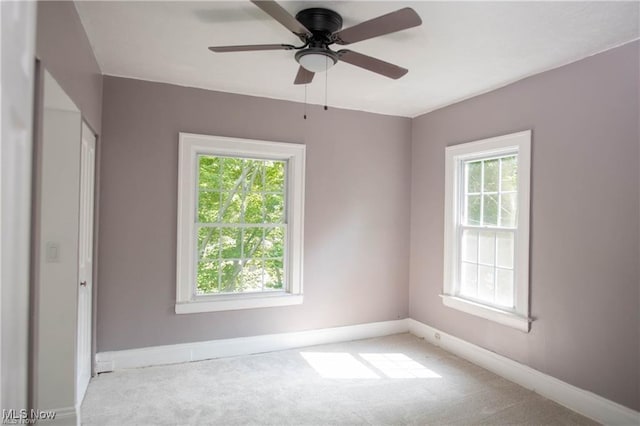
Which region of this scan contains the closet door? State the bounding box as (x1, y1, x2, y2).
(76, 122, 95, 405)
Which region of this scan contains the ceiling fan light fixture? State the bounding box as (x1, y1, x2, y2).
(295, 48, 337, 73)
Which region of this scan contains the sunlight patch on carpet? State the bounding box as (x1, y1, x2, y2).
(300, 351, 442, 379)
(300, 352, 380, 379)
(360, 353, 442, 379)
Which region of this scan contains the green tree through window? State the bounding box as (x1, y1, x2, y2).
(196, 155, 286, 294)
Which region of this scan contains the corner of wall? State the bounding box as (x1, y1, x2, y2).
(36, 0, 103, 134)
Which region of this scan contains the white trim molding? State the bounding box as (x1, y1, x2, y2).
(408, 319, 640, 426)
(440, 295, 530, 331)
(176, 133, 306, 313)
(96, 320, 408, 372)
(443, 130, 532, 331)
(175, 294, 303, 314)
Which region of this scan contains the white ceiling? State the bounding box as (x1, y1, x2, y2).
(75, 1, 639, 118)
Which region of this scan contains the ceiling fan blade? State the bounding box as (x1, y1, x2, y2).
(333, 8, 422, 45)
(294, 66, 314, 85)
(251, 0, 312, 38)
(338, 50, 408, 79)
(209, 44, 295, 53)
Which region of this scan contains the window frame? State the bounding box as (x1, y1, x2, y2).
(175, 133, 305, 314)
(442, 130, 532, 332)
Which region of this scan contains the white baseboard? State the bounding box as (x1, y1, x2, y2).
(407, 318, 640, 426)
(95, 317, 639, 425)
(96, 319, 409, 373)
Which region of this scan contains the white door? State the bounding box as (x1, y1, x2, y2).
(77, 122, 96, 405)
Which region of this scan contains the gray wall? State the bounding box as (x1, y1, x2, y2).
(409, 41, 640, 410)
(97, 76, 412, 351)
(36, 1, 102, 133)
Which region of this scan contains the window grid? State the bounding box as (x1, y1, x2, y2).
(459, 154, 518, 309)
(497, 156, 502, 227)
(195, 155, 286, 296)
(479, 160, 484, 225)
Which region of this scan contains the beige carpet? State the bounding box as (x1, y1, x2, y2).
(81, 333, 595, 425)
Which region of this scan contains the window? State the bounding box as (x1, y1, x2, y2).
(443, 130, 531, 331)
(176, 133, 305, 314)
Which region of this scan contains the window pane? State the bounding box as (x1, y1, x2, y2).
(460, 262, 478, 298)
(466, 195, 481, 225)
(501, 156, 518, 191)
(461, 229, 478, 263)
(198, 227, 220, 261)
(221, 227, 242, 259)
(196, 260, 219, 294)
(477, 265, 495, 303)
(265, 193, 285, 223)
(198, 191, 220, 223)
(220, 260, 240, 292)
(244, 160, 265, 192)
(264, 227, 285, 258)
(264, 258, 284, 289)
(499, 193, 517, 228)
(220, 191, 241, 223)
(221, 157, 244, 191)
(265, 161, 285, 191)
(244, 193, 264, 223)
(483, 194, 498, 226)
(241, 159, 264, 192)
(466, 161, 482, 193)
(496, 232, 514, 269)
(478, 231, 495, 266)
(251, 228, 267, 258)
(198, 156, 221, 190)
(496, 268, 514, 308)
(483, 159, 499, 192)
(242, 227, 263, 258)
(238, 259, 263, 292)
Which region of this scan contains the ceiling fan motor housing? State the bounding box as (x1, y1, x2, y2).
(295, 8, 343, 43)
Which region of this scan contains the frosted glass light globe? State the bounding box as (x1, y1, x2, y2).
(298, 52, 336, 73)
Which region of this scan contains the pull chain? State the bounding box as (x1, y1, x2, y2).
(304, 84, 307, 120)
(324, 57, 328, 111)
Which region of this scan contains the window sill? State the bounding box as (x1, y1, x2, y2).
(175, 293, 303, 314)
(440, 295, 531, 332)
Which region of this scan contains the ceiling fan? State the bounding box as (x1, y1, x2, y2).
(209, 0, 422, 85)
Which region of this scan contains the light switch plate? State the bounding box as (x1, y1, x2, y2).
(45, 242, 60, 263)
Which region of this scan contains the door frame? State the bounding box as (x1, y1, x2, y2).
(1, 0, 37, 412)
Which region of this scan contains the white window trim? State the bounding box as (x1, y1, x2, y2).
(176, 133, 305, 314)
(443, 130, 531, 332)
